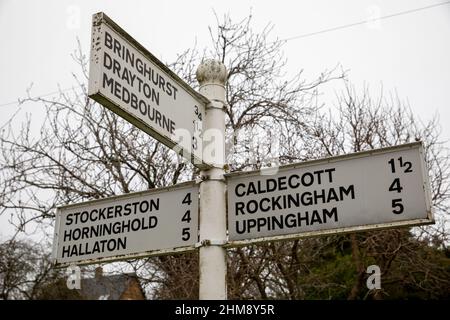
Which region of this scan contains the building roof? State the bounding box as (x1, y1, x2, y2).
(79, 273, 143, 300)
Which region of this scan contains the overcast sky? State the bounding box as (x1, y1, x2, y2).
(0, 0, 449, 239)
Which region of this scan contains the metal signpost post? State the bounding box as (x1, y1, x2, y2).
(51, 12, 435, 301)
(196, 61, 228, 300)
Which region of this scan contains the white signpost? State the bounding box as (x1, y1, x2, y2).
(226, 142, 433, 245)
(52, 182, 198, 267)
(88, 12, 209, 168)
(52, 12, 436, 300)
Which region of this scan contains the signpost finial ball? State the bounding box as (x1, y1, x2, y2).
(196, 60, 227, 86)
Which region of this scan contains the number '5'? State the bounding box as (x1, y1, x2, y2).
(392, 199, 404, 214)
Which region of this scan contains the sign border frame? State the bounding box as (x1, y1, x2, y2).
(88, 12, 211, 170)
(224, 141, 434, 247)
(51, 181, 199, 268)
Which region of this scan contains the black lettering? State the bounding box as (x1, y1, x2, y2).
(172, 86, 178, 100)
(340, 185, 355, 200)
(98, 207, 106, 220)
(235, 183, 246, 197)
(158, 75, 166, 92)
(298, 211, 309, 226)
(125, 48, 134, 67)
(70, 244, 78, 257)
(122, 219, 131, 233)
(62, 245, 70, 258)
(288, 174, 300, 189)
(124, 203, 131, 216)
(92, 241, 100, 254)
(117, 236, 127, 250)
(314, 170, 323, 184)
(246, 200, 258, 214)
(140, 200, 149, 213)
(310, 210, 322, 224)
(266, 179, 277, 192)
(145, 63, 152, 81)
(260, 198, 271, 212)
(102, 73, 114, 92)
(286, 194, 299, 208)
(131, 218, 140, 231)
(71, 228, 80, 241)
(277, 176, 287, 191)
(152, 88, 160, 106)
(112, 59, 121, 77)
(113, 80, 122, 100)
(301, 172, 314, 187)
(271, 215, 284, 230)
(66, 213, 73, 226)
(113, 38, 121, 57)
(143, 83, 151, 99)
(327, 188, 340, 202)
(236, 202, 245, 215)
(121, 66, 130, 83)
(122, 86, 130, 103)
(323, 207, 338, 222)
(107, 206, 114, 219)
(90, 209, 98, 222)
(247, 219, 257, 232)
(130, 93, 138, 109)
(155, 110, 162, 127)
(136, 58, 143, 74)
(285, 214, 297, 228)
(325, 168, 335, 183)
(103, 51, 112, 69)
(147, 105, 155, 120)
(247, 182, 257, 195)
(82, 227, 89, 239)
(73, 212, 80, 224)
(271, 196, 282, 210)
(150, 198, 159, 211)
(162, 115, 171, 133)
(80, 211, 89, 223)
(149, 216, 158, 228)
(105, 31, 113, 49)
(139, 100, 147, 116)
(314, 189, 326, 204)
(257, 217, 267, 231)
(235, 221, 246, 234)
(63, 229, 72, 242)
(132, 202, 140, 214)
(165, 82, 173, 96)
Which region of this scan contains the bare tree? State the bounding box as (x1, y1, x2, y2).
(0, 13, 448, 299)
(224, 83, 450, 300)
(0, 239, 58, 299)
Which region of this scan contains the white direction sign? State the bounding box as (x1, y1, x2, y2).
(88, 12, 209, 169)
(226, 142, 433, 245)
(52, 182, 198, 267)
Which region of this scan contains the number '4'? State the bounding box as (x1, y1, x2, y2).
(182, 193, 192, 205)
(389, 178, 403, 193)
(182, 210, 191, 223)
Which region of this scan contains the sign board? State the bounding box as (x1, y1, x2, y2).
(52, 182, 198, 267)
(88, 12, 209, 169)
(226, 142, 433, 245)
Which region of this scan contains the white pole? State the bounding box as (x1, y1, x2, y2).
(196, 60, 228, 300)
